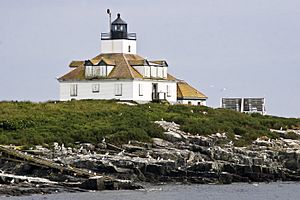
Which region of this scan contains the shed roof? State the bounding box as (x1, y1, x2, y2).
(177, 81, 207, 100)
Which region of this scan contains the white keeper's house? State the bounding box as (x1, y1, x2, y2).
(58, 13, 207, 106)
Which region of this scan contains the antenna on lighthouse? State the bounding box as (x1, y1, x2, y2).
(107, 9, 111, 33)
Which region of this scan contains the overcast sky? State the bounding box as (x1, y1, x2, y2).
(0, 0, 299, 117)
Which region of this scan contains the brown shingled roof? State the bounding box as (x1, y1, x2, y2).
(58, 53, 180, 81)
(167, 74, 178, 81)
(59, 65, 85, 81)
(90, 57, 115, 66)
(69, 61, 84, 68)
(128, 59, 148, 66)
(177, 81, 207, 100)
(59, 53, 148, 81)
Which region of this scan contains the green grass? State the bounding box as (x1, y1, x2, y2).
(0, 100, 299, 147)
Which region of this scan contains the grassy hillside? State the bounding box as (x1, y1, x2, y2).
(0, 100, 299, 147)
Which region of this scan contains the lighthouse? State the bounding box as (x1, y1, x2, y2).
(58, 11, 207, 106)
(100, 13, 137, 54)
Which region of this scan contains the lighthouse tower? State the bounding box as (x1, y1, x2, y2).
(100, 13, 137, 54)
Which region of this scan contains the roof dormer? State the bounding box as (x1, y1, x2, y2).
(84, 59, 115, 79)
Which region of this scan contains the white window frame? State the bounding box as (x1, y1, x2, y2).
(139, 83, 143, 96)
(92, 84, 100, 93)
(70, 84, 78, 97)
(144, 66, 150, 77)
(167, 85, 171, 97)
(115, 83, 122, 96)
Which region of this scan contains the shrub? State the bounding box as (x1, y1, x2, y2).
(0, 100, 299, 147)
(281, 132, 300, 140)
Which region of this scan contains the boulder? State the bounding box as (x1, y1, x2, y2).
(164, 131, 183, 142)
(122, 144, 146, 153)
(152, 138, 174, 148)
(188, 162, 218, 172)
(145, 164, 165, 175)
(80, 176, 105, 190)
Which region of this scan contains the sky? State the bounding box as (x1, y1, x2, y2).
(0, 0, 299, 118)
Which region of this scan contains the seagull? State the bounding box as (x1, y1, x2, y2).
(220, 87, 227, 92)
(146, 152, 152, 159)
(118, 150, 125, 156)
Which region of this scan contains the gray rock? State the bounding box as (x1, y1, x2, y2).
(80, 176, 105, 190)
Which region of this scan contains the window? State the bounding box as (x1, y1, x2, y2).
(145, 66, 150, 77)
(139, 84, 143, 96)
(128, 45, 131, 53)
(92, 84, 100, 93)
(99, 66, 107, 76)
(166, 85, 171, 97)
(198, 102, 201, 106)
(70, 84, 78, 97)
(85, 66, 93, 77)
(115, 83, 122, 96)
(93, 66, 101, 77)
(188, 101, 191, 105)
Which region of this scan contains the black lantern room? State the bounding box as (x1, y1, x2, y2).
(111, 13, 128, 39)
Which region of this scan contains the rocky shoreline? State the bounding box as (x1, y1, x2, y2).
(1, 121, 300, 197)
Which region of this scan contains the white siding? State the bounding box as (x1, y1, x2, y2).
(132, 80, 177, 104)
(59, 80, 134, 101)
(177, 99, 207, 106)
(101, 39, 137, 54)
(59, 79, 177, 104)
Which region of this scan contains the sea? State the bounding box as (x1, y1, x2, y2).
(2, 182, 300, 200)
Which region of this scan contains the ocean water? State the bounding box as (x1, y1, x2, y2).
(2, 182, 300, 200)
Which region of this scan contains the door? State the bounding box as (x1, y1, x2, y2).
(152, 83, 158, 101)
